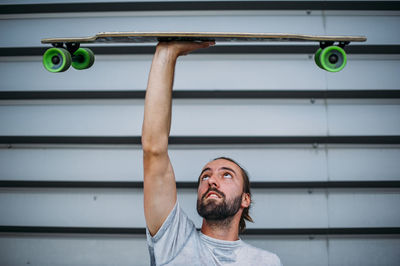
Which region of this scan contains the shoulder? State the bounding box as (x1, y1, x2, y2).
(147, 201, 195, 243)
(239, 241, 282, 266)
(147, 202, 199, 265)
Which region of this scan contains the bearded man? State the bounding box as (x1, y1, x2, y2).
(142, 41, 282, 266)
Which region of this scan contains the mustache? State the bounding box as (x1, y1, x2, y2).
(201, 187, 225, 200)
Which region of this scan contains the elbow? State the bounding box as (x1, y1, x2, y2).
(141, 136, 168, 156)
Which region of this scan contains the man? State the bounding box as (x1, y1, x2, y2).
(142, 41, 282, 265)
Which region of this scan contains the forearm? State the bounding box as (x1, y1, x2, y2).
(142, 44, 179, 153)
(142, 41, 214, 152)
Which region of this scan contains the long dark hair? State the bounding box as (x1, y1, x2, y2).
(211, 157, 254, 233)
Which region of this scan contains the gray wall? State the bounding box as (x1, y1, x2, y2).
(1, 1, 400, 266)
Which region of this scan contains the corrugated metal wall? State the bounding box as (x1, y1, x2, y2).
(1, 1, 400, 265)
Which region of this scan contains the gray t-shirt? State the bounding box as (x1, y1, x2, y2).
(146, 201, 282, 266)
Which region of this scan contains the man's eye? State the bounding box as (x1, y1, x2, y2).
(223, 173, 232, 178)
(201, 175, 210, 181)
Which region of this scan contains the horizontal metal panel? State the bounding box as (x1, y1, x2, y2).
(0, 99, 328, 136)
(328, 146, 400, 181)
(0, 188, 147, 227)
(172, 99, 326, 135)
(0, 146, 145, 182)
(0, 235, 150, 266)
(1, 55, 399, 91)
(328, 237, 400, 266)
(329, 189, 400, 227)
(1, 188, 399, 228)
(1, 99, 400, 135)
(1, 145, 399, 182)
(0, 99, 145, 136)
(327, 99, 400, 135)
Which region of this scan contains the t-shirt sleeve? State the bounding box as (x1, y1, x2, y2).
(146, 201, 196, 265)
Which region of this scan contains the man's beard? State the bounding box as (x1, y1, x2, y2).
(197, 187, 242, 221)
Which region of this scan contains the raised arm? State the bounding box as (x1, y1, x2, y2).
(142, 41, 214, 235)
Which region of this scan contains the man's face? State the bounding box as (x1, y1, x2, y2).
(196, 159, 245, 220)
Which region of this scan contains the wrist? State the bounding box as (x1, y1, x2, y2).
(155, 43, 179, 61)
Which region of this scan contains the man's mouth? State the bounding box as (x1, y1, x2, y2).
(206, 191, 222, 199)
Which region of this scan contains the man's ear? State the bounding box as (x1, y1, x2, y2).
(241, 193, 251, 208)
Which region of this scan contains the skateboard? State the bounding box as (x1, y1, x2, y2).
(41, 31, 367, 73)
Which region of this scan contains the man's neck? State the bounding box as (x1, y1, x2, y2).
(200, 217, 240, 241)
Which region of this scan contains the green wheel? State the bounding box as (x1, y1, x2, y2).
(319, 46, 347, 72)
(314, 48, 324, 69)
(72, 48, 95, 70)
(43, 48, 71, 73)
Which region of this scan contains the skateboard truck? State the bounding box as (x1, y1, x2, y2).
(43, 42, 95, 73)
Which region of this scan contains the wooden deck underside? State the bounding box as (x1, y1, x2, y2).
(42, 32, 367, 44)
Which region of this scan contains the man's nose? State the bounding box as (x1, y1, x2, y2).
(207, 174, 219, 188)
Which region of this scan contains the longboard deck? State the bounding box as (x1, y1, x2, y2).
(42, 31, 367, 44)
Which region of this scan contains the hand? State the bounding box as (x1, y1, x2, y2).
(156, 41, 215, 58)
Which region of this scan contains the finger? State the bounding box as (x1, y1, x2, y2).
(197, 41, 215, 48)
(177, 42, 211, 55)
(207, 41, 216, 46)
(189, 41, 215, 51)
